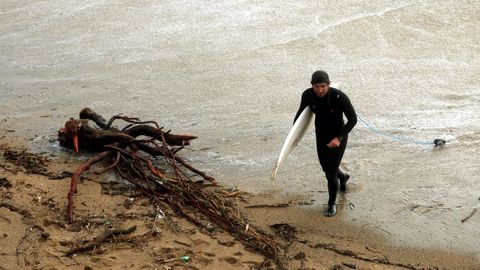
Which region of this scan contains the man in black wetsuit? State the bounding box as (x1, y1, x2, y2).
(294, 70, 357, 217)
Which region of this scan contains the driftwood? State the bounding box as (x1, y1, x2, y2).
(58, 108, 283, 268)
(65, 225, 137, 256)
(245, 203, 290, 208)
(60, 108, 198, 151)
(59, 108, 217, 223)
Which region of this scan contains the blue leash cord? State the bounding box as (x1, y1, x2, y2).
(356, 113, 443, 146)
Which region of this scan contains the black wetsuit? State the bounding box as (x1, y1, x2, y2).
(294, 87, 357, 205)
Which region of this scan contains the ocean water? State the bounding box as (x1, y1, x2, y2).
(1, 0, 479, 259)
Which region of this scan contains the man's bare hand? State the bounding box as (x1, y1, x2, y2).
(326, 137, 341, 148)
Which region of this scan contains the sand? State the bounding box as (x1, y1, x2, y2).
(1, 133, 478, 270)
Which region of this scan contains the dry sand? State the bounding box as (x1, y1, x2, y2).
(0, 132, 478, 270)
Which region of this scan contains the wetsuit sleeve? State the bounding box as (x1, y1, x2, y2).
(293, 91, 309, 124)
(338, 93, 357, 141)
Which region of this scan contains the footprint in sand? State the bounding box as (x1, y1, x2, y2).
(0, 212, 12, 237)
(220, 256, 259, 268)
(346, 180, 366, 192)
(0, 216, 11, 225)
(220, 256, 239, 265)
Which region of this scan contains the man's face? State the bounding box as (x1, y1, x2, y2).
(312, 82, 330, 97)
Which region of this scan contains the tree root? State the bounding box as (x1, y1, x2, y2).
(58, 108, 283, 268)
(66, 150, 112, 223)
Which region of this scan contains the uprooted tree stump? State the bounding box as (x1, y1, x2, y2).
(58, 108, 284, 269)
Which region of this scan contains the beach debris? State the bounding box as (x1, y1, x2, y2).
(65, 225, 137, 256)
(293, 251, 307, 269)
(0, 177, 12, 188)
(245, 203, 290, 208)
(173, 240, 191, 247)
(58, 108, 283, 268)
(293, 251, 305, 260)
(1, 146, 50, 176)
(313, 242, 429, 270)
(342, 262, 357, 269)
(48, 170, 74, 180)
(206, 222, 215, 232)
(269, 223, 297, 240)
(59, 108, 215, 223)
(298, 200, 314, 206)
(433, 138, 446, 147)
(461, 208, 478, 223)
(348, 202, 356, 210)
(0, 202, 32, 219)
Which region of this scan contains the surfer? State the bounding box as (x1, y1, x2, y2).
(294, 70, 357, 217)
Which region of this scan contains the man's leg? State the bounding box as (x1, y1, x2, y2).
(324, 171, 338, 216)
(336, 138, 349, 192)
(337, 169, 350, 192)
(318, 148, 340, 217)
(317, 138, 348, 217)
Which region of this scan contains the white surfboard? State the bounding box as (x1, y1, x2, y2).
(271, 107, 314, 180)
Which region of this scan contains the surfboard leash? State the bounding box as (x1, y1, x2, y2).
(356, 114, 446, 147)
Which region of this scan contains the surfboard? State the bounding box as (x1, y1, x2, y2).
(271, 106, 314, 180)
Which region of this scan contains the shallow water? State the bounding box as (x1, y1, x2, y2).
(1, 0, 479, 261)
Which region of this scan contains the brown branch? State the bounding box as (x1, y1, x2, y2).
(174, 240, 192, 247)
(105, 115, 154, 130)
(80, 108, 196, 146)
(119, 140, 215, 184)
(79, 107, 108, 129)
(64, 225, 137, 256)
(124, 125, 196, 146)
(104, 145, 165, 179)
(174, 156, 216, 185)
(245, 203, 290, 209)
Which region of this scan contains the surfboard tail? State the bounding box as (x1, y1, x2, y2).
(271, 165, 279, 180)
(271, 158, 281, 180)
